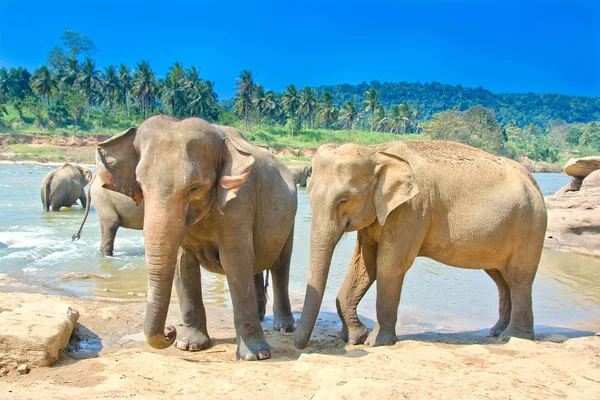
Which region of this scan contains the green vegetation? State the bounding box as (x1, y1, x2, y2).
(1, 30, 599, 168)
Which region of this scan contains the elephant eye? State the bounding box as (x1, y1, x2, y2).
(190, 184, 202, 193)
(339, 198, 348, 205)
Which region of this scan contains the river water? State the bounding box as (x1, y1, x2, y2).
(1, 164, 599, 336)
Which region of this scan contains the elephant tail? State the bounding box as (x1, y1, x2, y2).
(72, 172, 95, 241)
(265, 269, 270, 298)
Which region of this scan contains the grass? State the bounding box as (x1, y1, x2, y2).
(6, 144, 95, 164)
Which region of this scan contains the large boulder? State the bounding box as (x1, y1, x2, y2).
(0, 294, 79, 368)
(545, 168, 600, 257)
(564, 156, 600, 178)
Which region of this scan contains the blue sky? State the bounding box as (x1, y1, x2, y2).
(0, 0, 598, 99)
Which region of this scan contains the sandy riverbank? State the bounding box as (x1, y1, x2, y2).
(0, 290, 599, 399)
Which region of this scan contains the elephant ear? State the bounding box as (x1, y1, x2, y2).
(217, 137, 255, 215)
(96, 128, 143, 205)
(79, 167, 93, 186)
(373, 151, 419, 226)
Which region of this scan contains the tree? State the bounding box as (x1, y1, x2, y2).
(102, 65, 119, 110)
(132, 60, 156, 119)
(77, 57, 103, 117)
(59, 56, 80, 89)
(282, 84, 301, 136)
(63, 89, 87, 131)
(317, 92, 339, 140)
(7, 68, 33, 100)
(24, 96, 45, 126)
(188, 80, 217, 119)
(566, 127, 583, 148)
(252, 84, 274, 127)
(118, 64, 132, 116)
(47, 30, 97, 71)
(399, 101, 412, 134)
(363, 88, 380, 139)
(30, 66, 57, 105)
(298, 87, 317, 129)
(385, 105, 403, 135)
(0, 67, 10, 103)
(340, 101, 358, 132)
(234, 70, 255, 133)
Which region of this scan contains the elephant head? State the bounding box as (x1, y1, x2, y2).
(96, 116, 254, 349)
(293, 143, 419, 349)
(75, 164, 93, 187)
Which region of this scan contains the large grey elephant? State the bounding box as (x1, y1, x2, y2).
(293, 141, 547, 349)
(96, 116, 297, 360)
(72, 173, 269, 320)
(41, 163, 92, 211)
(288, 165, 312, 187)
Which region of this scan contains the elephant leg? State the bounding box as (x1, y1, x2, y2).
(220, 241, 270, 361)
(78, 187, 87, 209)
(337, 229, 377, 345)
(174, 244, 210, 352)
(270, 229, 295, 332)
(485, 268, 511, 337)
(365, 226, 424, 347)
(499, 263, 536, 340)
(99, 218, 119, 257)
(255, 271, 267, 321)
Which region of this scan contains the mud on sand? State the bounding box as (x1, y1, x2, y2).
(0, 292, 599, 400)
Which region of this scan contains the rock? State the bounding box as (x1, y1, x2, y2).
(554, 177, 583, 194)
(581, 169, 600, 190)
(0, 296, 79, 367)
(564, 156, 600, 178)
(60, 272, 107, 281)
(16, 364, 29, 375)
(545, 171, 600, 257)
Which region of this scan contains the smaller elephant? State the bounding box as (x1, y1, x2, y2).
(41, 163, 92, 211)
(288, 164, 312, 187)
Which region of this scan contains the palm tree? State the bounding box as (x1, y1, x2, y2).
(162, 62, 185, 116)
(317, 92, 339, 140)
(118, 64, 132, 116)
(282, 84, 301, 136)
(363, 88, 380, 140)
(252, 84, 274, 127)
(340, 101, 357, 141)
(102, 65, 119, 110)
(265, 90, 281, 122)
(234, 70, 255, 133)
(385, 105, 403, 135)
(59, 56, 79, 89)
(77, 57, 103, 117)
(298, 87, 317, 129)
(30, 66, 58, 105)
(189, 80, 217, 118)
(412, 104, 422, 132)
(0, 67, 10, 103)
(132, 60, 156, 119)
(400, 101, 412, 134)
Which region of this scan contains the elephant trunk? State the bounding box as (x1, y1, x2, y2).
(143, 203, 186, 349)
(293, 225, 340, 349)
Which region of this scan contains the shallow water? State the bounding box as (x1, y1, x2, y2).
(1, 164, 598, 335)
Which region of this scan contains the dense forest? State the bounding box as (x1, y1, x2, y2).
(1, 30, 600, 167)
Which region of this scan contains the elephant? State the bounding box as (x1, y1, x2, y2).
(41, 163, 92, 211)
(288, 165, 312, 187)
(96, 116, 297, 360)
(293, 141, 547, 349)
(71, 172, 270, 320)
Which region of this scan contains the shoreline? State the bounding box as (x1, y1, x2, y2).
(0, 290, 599, 399)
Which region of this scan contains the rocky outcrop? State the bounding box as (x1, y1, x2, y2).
(545, 160, 600, 257)
(0, 294, 79, 368)
(564, 156, 600, 178)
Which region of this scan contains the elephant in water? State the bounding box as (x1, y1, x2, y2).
(72, 172, 269, 321)
(95, 116, 297, 360)
(41, 163, 92, 211)
(293, 141, 547, 349)
(288, 164, 312, 187)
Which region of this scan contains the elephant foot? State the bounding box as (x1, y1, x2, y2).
(499, 324, 535, 341)
(340, 323, 369, 345)
(174, 325, 211, 352)
(237, 336, 271, 361)
(487, 320, 510, 337)
(273, 314, 295, 333)
(364, 325, 397, 347)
